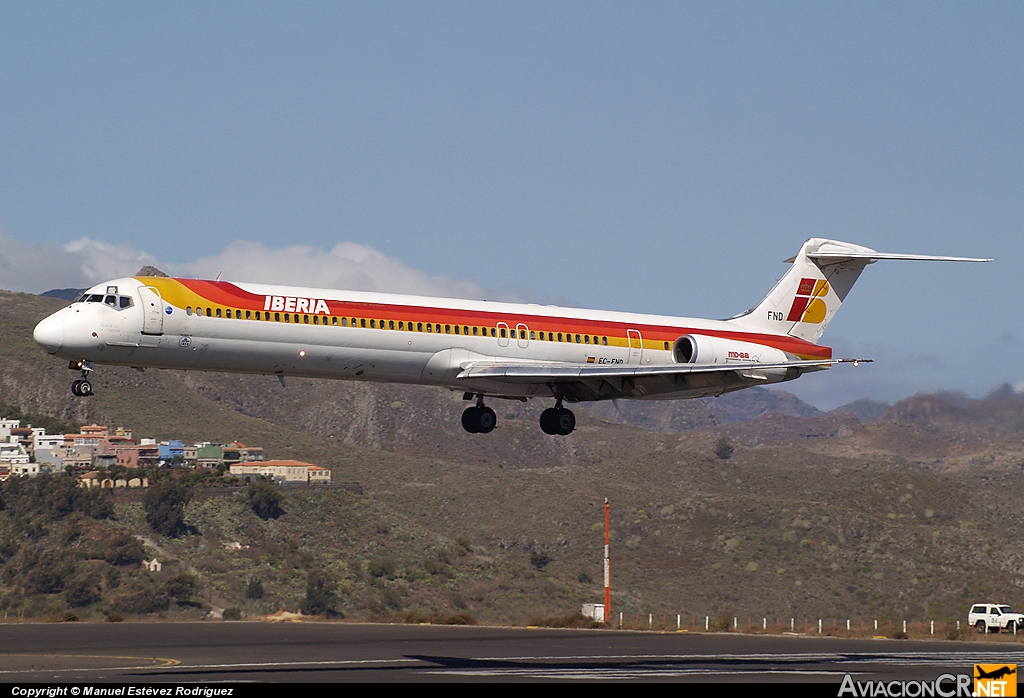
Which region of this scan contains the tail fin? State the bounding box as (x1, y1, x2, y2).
(729, 238, 990, 343)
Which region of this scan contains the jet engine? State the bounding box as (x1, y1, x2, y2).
(672, 334, 789, 366)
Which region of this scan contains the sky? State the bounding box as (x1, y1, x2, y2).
(1, 2, 1021, 410)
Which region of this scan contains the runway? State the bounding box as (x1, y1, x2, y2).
(1, 623, 1021, 683)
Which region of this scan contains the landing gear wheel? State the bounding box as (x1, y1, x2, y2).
(461, 405, 496, 434)
(476, 406, 496, 434)
(71, 380, 82, 397)
(79, 380, 93, 396)
(540, 408, 559, 435)
(462, 406, 481, 433)
(555, 408, 575, 435)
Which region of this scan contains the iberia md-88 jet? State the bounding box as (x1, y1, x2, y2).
(33, 239, 989, 436)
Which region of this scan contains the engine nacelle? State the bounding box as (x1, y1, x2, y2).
(672, 334, 789, 365)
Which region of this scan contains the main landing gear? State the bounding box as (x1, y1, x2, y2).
(539, 404, 575, 436)
(462, 396, 497, 434)
(460, 393, 576, 436)
(70, 360, 94, 397)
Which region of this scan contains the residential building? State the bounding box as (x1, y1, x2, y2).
(230, 460, 327, 484)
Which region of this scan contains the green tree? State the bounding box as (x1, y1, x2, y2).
(105, 534, 145, 566)
(300, 570, 336, 616)
(247, 479, 284, 520)
(245, 577, 264, 599)
(143, 480, 191, 537)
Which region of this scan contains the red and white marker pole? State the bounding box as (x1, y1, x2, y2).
(604, 497, 611, 623)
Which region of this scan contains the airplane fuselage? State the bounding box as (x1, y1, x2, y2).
(34, 276, 827, 402)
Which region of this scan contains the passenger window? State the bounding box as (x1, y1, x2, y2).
(417, 322, 423, 332)
(302, 315, 307, 324)
(454, 325, 459, 335)
(575, 334, 581, 343)
(341, 317, 348, 326)
(332, 317, 338, 326)
(284, 313, 290, 322)
(521, 330, 526, 339)
(313, 316, 318, 325)
(463, 326, 469, 335)
(445, 325, 451, 334)
(490, 327, 496, 337)
(593, 336, 598, 344)
(435, 324, 441, 333)
(361, 318, 367, 328)
(426, 323, 432, 332)
(530, 331, 535, 340)
(500, 328, 507, 338)
(664, 341, 669, 350)
(246, 310, 252, 320)
(186, 306, 193, 316)
(584, 335, 590, 344)
(294, 314, 299, 323)
(216, 308, 223, 318)
(275, 313, 280, 322)
(398, 321, 404, 330)
(472, 327, 479, 336)
(389, 320, 395, 330)
(557, 333, 563, 342)
(602, 336, 608, 346)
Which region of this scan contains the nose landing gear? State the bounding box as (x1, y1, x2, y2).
(69, 360, 95, 397)
(461, 395, 497, 434)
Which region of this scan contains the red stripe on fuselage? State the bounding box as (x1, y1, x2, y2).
(173, 279, 832, 360)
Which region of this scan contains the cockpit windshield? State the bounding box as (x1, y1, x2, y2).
(77, 293, 133, 309)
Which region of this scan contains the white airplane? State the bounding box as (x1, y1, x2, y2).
(33, 238, 988, 436)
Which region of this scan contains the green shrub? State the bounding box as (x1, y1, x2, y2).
(528, 613, 601, 629)
(248, 479, 284, 520)
(223, 607, 242, 621)
(529, 550, 552, 571)
(368, 557, 397, 579)
(714, 436, 735, 460)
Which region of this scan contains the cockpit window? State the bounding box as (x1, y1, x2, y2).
(104, 295, 117, 307)
(84, 294, 104, 303)
(119, 296, 134, 309)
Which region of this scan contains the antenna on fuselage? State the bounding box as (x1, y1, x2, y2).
(214, 271, 223, 282)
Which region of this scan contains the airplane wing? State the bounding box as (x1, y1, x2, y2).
(456, 358, 864, 400)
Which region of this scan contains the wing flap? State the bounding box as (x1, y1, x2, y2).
(456, 358, 842, 383)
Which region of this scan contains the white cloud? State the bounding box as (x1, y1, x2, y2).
(170, 240, 499, 300)
(0, 231, 507, 300)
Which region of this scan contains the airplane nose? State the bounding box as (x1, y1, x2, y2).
(33, 314, 64, 354)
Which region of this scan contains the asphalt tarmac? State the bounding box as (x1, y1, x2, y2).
(1, 622, 1022, 683)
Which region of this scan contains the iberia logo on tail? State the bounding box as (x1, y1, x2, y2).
(786, 277, 829, 324)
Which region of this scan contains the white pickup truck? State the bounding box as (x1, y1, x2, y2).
(969, 604, 1024, 633)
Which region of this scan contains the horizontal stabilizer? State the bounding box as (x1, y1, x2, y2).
(807, 251, 992, 263)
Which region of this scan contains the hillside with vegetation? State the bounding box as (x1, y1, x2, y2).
(3, 290, 1024, 631)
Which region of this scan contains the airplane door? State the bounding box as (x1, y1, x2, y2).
(497, 322, 510, 348)
(139, 286, 164, 335)
(627, 329, 643, 364)
(516, 323, 529, 349)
